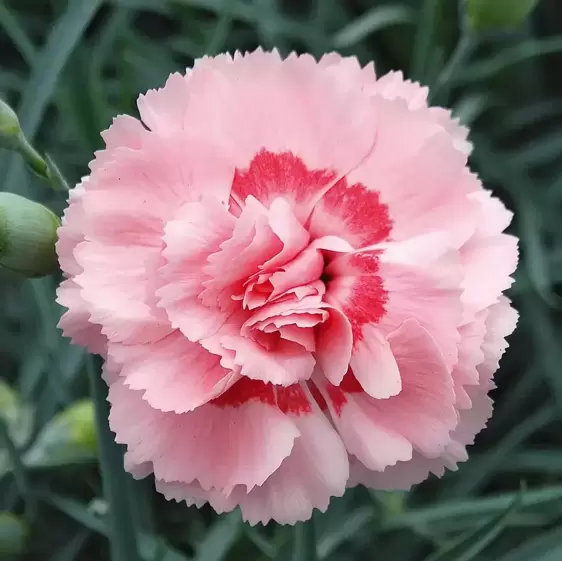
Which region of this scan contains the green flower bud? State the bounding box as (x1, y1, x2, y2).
(24, 400, 97, 468)
(0, 193, 60, 278)
(0, 98, 22, 151)
(466, 0, 540, 32)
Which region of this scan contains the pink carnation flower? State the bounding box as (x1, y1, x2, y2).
(57, 50, 518, 525)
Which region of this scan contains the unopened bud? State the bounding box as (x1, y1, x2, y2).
(0, 193, 60, 277)
(466, 0, 539, 32)
(0, 98, 22, 151)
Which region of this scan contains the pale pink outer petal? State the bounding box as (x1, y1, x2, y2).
(148, 387, 349, 525)
(324, 320, 457, 470)
(57, 279, 107, 356)
(365, 70, 471, 154)
(109, 380, 299, 493)
(56, 182, 88, 278)
(478, 296, 519, 388)
(89, 114, 145, 173)
(316, 378, 413, 472)
(228, 394, 349, 526)
(137, 72, 191, 134)
(155, 479, 237, 512)
(350, 299, 518, 491)
(101, 354, 120, 386)
(108, 331, 236, 414)
(377, 234, 464, 371)
(141, 51, 376, 220)
(461, 192, 519, 322)
(63, 128, 234, 348)
(343, 91, 478, 246)
(156, 198, 236, 341)
(73, 241, 172, 344)
(451, 311, 487, 409)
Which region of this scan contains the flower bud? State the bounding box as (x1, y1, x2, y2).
(0, 98, 22, 151)
(24, 400, 97, 468)
(0, 193, 60, 277)
(466, 0, 539, 32)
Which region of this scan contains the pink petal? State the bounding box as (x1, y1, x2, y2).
(90, 115, 145, 173)
(349, 324, 401, 399)
(155, 479, 237, 513)
(201, 197, 287, 310)
(255, 246, 324, 306)
(344, 95, 478, 246)
(478, 296, 519, 388)
(73, 242, 171, 345)
(452, 311, 487, 409)
(461, 193, 518, 320)
(315, 378, 412, 471)
(378, 319, 458, 456)
(56, 183, 88, 278)
(220, 335, 316, 386)
(376, 235, 464, 370)
(349, 452, 443, 491)
(324, 320, 457, 460)
(170, 53, 376, 219)
(153, 384, 349, 524)
(309, 177, 392, 248)
(325, 251, 388, 342)
(137, 72, 191, 134)
(157, 199, 236, 341)
(56, 279, 107, 356)
(108, 331, 236, 414)
(315, 305, 353, 386)
(229, 393, 349, 525)
(109, 379, 299, 492)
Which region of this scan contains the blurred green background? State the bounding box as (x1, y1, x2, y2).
(2, 0, 562, 560)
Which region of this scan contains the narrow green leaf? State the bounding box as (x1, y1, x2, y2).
(41, 492, 191, 561)
(422, 489, 523, 561)
(86, 356, 142, 561)
(500, 450, 562, 474)
(411, 0, 443, 82)
(386, 485, 562, 529)
(49, 529, 90, 561)
(292, 521, 317, 561)
(496, 526, 562, 561)
(455, 37, 562, 84)
(333, 5, 415, 49)
(317, 507, 374, 559)
(0, 2, 36, 65)
(0, 0, 103, 194)
(244, 527, 277, 560)
(194, 512, 242, 561)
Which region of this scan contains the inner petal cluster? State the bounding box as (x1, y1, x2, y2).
(158, 183, 366, 387)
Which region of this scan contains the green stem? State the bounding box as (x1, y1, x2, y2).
(16, 133, 48, 179)
(291, 521, 317, 561)
(86, 356, 142, 561)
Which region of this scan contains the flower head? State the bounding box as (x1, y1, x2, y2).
(57, 50, 518, 525)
